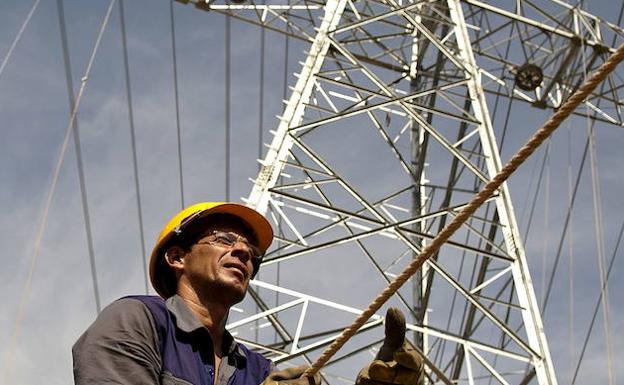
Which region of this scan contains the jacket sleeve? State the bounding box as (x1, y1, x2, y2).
(72, 298, 161, 385)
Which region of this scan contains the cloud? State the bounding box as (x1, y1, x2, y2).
(1, 1, 623, 385)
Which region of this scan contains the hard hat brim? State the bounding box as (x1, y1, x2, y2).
(190, 203, 273, 252)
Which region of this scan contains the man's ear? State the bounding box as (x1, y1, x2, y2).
(164, 246, 186, 271)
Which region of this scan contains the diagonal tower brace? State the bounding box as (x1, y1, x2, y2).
(242, 1, 558, 384)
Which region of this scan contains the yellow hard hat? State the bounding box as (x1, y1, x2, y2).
(149, 202, 273, 298)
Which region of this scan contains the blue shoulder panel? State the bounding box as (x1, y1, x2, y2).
(125, 295, 208, 385)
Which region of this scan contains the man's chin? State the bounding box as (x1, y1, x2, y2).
(214, 278, 249, 304)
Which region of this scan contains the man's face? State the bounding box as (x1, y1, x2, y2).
(180, 217, 258, 305)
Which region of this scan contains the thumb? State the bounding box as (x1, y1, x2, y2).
(376, 307, 405, 361)
(267, 366, 307, 381)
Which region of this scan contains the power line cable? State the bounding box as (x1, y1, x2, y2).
(258, 26, 265, 170)
(541, 0, 624, 314)
(522, 143, 550, 244)
(585, 69, 615, 385)
(0, 0, 40, 81)
(56, 0, 101, 314)
(170, 0, 185, 208)
(254, 21, 267, 344)
(570, 3, 624, 377)
(496, 84, 514, 153)
(570, 218, 624, 385)
(541, 136, 587, 313)
(282, 16, 290, 101)
(254, 19, 267, 345)
(274, 6, 292, 342)
(540, 140, 551, 306)
(439, 13, 517, 375)
(119, 0, 149, 295)
(1, 1, 116, 383)
(303, 39, 624, 378)
(225, 15, 231, 201)
(566, 121, 575, 384)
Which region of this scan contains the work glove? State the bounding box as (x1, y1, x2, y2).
(356, 308, 425, 385)
(261, 365, 321, 385)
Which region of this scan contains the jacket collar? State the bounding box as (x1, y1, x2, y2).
(165, 294, 247, 361)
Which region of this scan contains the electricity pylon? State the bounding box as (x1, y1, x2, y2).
(180, 1, 624, 384)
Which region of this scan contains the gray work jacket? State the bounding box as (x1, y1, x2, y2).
(72, 295, 273, 385)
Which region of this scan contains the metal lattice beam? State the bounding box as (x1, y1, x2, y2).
(172, 1, 624, 383)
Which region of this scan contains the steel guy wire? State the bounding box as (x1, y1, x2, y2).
(170, 0, 185, 209)
(566, 121, 575, 384)
(541, 136, 588, 313)
(56, 0, 102, 315)
(571, 218, 624, 385)
(119, 0, 149, 295)
(0, 0, 40, 81)
(585, 64, 615, 385)
(540, 140, 551, 308)
(1, 1, 116, 383)
(225, 13, 231, 201)
(258, 25, 266, 172)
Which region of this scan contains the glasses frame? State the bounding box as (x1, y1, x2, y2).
(197, 230, 263, 262)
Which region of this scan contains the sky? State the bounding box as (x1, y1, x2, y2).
(0, 1, 623, 384)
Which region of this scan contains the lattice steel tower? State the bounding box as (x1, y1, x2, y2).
(179, 1, 624, 384)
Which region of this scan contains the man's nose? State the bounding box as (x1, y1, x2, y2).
(230, 240, 253, 261)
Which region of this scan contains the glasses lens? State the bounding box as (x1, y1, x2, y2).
(210, 231, 262, 260)
(213, 232, 236, 246)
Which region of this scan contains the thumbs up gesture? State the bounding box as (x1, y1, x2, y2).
(356, 308, 424, 385)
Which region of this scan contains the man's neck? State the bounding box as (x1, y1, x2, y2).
(177, 285, 230, 355)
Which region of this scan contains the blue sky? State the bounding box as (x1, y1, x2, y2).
(0, 1, 622, 384)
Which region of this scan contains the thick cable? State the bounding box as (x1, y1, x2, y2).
(258, 26, 266, 170)
(303, 42, 624, 378)
(57, 0, 102, 314)
(0, 0, 40, 81)
(119, 0, 149, 294)
(1, 1, 116, 383)
(170, 0, 185, 208)
(225, 15, 231, 201)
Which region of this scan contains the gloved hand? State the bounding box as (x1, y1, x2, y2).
(356, 308, 425, 385)
(261, 365, 321, 385)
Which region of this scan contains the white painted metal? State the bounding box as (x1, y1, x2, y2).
(448, 1, 558, 383)
(246, 0, 347, 214)
(234, 280, 533, 363)
(168, 0, 624, 383)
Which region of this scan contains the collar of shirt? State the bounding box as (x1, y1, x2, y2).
(165, 294, 247, 365)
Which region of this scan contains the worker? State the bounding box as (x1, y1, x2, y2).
(72, 202, 424, 385)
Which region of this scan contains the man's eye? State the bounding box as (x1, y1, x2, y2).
(214, 235, 235, 245)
